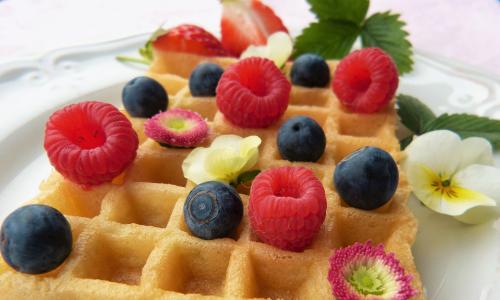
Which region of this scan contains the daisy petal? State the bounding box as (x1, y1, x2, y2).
(403, 130, 461, 176)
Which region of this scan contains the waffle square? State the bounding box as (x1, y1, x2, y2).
(0, 57, 423, 299)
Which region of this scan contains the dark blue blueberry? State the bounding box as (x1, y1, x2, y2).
(122, 76, 168, 118)
(291, 53, 331, 87)
(334, 147, 399, 210)
(189, 63, 224, 97)
(277, 116, 326, 162)
(184, 181, 243, 240)
(0, 204, 72, 274)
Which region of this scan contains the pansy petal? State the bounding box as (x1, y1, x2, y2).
(405, 161, 448, 213)
(436, 186, 494, 216)
(240, 44, 268, 59)
(454, 205, 500, 224)
(204, 148, 246, 182)
(266, 31, 293, 67)
(403, 130, 462, 176)
(405, 161, 494, 216)
(182, 148, 213, 184)
(240, 31, 292, 68)
(451, 164, 499, 222)
(241, 147, 260, 172)
(457, 137, 494, 170)
(210, 134, 243, 151)
(240, 136, 262, 156)
(454, 164, 500, 201)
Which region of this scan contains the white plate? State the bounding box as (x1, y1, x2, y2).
(1, 30, 500, 300)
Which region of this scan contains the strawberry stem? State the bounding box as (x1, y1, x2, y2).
(116, 55, 151, 65)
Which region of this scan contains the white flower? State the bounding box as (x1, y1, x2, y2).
(402, 130, 500, 224)
(240, 31, 292, 68)
(182, 135, 261, 185)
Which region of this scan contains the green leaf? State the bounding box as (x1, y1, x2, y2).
(396, 94, 436, 134)
(236, 170, 261, 186)
(361, 11, 413, 74)
(116, 26, 167, 65)
(307, 0, 369, 25)
(399, 135, 414, 150)
(293, 20, 360, 59)
(423, 114, 500, 150)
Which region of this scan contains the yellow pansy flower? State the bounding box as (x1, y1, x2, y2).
(402, 130, 500, 224)
(182, 135, 261, 185)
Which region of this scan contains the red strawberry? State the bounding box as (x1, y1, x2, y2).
(332, 48, 399, 113)
(152, 24, 228, 57)
(221, 0, 288, 56)
(249, 166, 327, 251)
(44, 101, 138, 187)
(216, 57, 291, 128)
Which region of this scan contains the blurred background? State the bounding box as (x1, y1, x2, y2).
(0, 0, 499, 76)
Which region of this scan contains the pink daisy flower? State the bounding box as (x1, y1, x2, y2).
(328, 241, 417, 300)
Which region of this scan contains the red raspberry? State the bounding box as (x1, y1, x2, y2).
(44, 101, 138, 187)
(248, 166, 327, 251)
(216, 57, 291, 128)
(332, 48, 398, 113)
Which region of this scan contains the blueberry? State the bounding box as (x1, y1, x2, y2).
(122, 76, 168, 118)
(189, 63, 224, 97)
(0, 205, 72, 274)
(334, 147, 399, 210)
(291, 53, 331, 87)
(277, 116, 326, 162)
(184, 181, 243, 240)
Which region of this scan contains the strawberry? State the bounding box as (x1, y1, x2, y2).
(152, 24, 228, 57)
(221, 0, 288, 56)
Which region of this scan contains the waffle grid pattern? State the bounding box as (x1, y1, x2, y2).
(0, 59, 423, 299)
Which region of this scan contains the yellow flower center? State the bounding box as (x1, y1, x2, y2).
(421, 166, 489, 203)
(430, 176, 458, 199)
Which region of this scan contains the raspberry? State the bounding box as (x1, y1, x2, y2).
(332, 48, 398, 113)
(216, 57, 291, 128)
(248, 166, 327, 251)
(44, 101, 139, 187)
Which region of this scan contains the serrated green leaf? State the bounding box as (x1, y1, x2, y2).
(236, 170, 261, 186)
(307, 0, 369, 25)
(293, 20, 360, 59)
(396, 94, 436, 134)
(423, 114, 500, 150)
(361, 12, 413, 74)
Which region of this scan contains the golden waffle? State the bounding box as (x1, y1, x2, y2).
(0, 56, 423, 299)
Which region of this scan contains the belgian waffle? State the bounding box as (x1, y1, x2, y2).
(0, 55, 424, 299)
